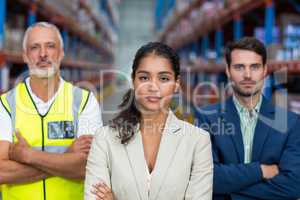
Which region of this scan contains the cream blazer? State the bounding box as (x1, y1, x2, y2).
(84, 111, 213, 200)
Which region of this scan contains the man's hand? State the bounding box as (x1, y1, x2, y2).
(9, 131, 33, 164)
(261, 164, 279, 179)
(66, 135, 93, 154)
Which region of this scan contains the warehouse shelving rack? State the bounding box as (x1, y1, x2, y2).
(158, 0, 300, 74)
(0, 0, 118, 94)
(155, 0, 300, 118)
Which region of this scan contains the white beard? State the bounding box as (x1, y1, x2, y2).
(29, 62, 59, 78)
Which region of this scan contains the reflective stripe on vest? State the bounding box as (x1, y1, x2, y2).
(5, 85, 85, 136)
(73, 86, 83, 135)
(32, 146, 69, 153)
(5, 87, 16, 128)
(1, 81, 89, 200)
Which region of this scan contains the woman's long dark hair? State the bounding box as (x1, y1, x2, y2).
(109, 42, 180, 144)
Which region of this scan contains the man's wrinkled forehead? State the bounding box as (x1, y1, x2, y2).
(26, 26, 61, 48)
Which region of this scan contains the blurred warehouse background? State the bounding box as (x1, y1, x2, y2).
(0, 0, 300, 124)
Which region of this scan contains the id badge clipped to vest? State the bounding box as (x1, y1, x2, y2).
(48, 121, 75, 139)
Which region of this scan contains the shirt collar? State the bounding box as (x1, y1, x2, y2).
(233, 94, 262, 114)
(25, 76, 64, 104)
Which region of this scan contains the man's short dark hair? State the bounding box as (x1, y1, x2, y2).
(225, 37, 267, 67)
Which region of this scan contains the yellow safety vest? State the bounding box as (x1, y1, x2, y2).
(0, 80, 90, 200)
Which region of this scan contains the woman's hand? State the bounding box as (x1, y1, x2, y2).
(91, 182, 114, 200)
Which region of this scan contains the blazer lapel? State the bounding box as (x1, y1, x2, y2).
(225, 97, 245, 163)
(251, 98, 273, 161)
(124, 129, 149, 200)
(149, 111, 182, 200)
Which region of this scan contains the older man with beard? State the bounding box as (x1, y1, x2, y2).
(198, 37, 300, 200)
(0, 22, 102, 200)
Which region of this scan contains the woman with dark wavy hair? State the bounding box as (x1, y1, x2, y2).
(84, 42, 213, 200)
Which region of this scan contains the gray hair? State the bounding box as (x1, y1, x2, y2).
(22, 22, 64, 52)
